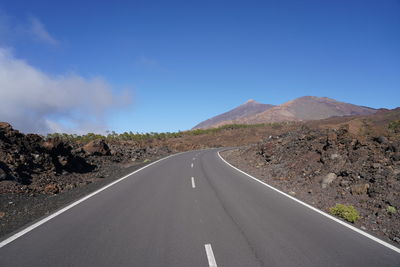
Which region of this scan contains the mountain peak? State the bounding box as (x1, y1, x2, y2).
(193, 96, 377, 129)
(296, 96, 336, 101)
(243, 99, 258, 104)
(192, 99, 274, 129)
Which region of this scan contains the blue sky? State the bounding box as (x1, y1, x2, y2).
(0, 0, 399, 133)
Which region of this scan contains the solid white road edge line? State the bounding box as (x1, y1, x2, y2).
(191, 177, 196, 188)
(0, 152, 183, 249)
(205, 243, 218, 267)
(217, 150, 400, 254)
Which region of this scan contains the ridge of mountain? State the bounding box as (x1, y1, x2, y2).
(193, 96, 377, 129)
(192, 99, 274, 129)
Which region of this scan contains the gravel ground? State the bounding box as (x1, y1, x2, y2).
(221, 148, 400, 248)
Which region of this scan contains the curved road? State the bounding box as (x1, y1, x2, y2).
(0, 149, 399, 266)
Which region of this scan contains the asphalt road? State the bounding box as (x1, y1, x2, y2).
(0, 149, 399, 266)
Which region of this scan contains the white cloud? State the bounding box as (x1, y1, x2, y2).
(0, 48, 131, 134)
(0, 12, 58, 46)
(28, 17, 57, 45)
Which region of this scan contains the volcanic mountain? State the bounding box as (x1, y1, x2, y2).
(192, 99, 274, 129)
(194, 96, 377, 129)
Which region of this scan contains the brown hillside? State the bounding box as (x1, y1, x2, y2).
(198, 96, 377, 128)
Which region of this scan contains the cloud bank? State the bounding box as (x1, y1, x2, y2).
(0, 48, 130, 134)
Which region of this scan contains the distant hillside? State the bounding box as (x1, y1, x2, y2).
(193, 96, 377, 129)
(192, 99, 274, 129)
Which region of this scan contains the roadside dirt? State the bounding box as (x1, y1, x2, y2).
(221, 124, 400, 246)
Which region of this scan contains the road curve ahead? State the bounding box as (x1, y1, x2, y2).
(0, 149, 399, 266)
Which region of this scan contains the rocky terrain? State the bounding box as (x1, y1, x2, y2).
(1, 107, 399, 242)
(0, 122, 172, 237)
(0, 122, 170, 195)
(0, 120, 293, 238)
(194, 96, 377, 129)
(222, 110, 400, 245)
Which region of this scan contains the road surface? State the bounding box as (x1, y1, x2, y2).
(0, 149, 399, 266)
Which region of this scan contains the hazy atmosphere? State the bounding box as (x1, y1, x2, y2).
(0, 0, 399, 133)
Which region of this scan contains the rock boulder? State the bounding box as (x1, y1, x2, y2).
(83, 139, 110, 156)
(321, 173, 337, 189)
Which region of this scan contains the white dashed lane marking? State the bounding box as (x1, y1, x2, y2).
(205, 244, 217, 267)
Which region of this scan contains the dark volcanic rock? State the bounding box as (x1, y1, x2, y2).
(0, 122, 172, 195)
(0, 122, 12, 132)
(83, 139, 111, 156)
(43, 138, 95, 174)
(0, 122, 95, 191)
(0, 165, 7, 181)
(222, 124, 400, 245)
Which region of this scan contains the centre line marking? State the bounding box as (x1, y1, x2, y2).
(204, 244, 217, 267)
(191, 163, 194, 168)
(191, 177, 196, 188)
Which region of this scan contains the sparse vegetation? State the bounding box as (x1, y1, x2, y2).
(360, 119, 373, 136)
(187, 123, 268, 136)
(46, 130, 183, 143)
(329, 204, 360, 223)
(388, 120, 400, 133)
(387, 205, 397, 215)
(46, 123, 281, 143)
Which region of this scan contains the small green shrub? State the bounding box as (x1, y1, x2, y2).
(329, 204, 360, 223)
(387, 206, 397, 215)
